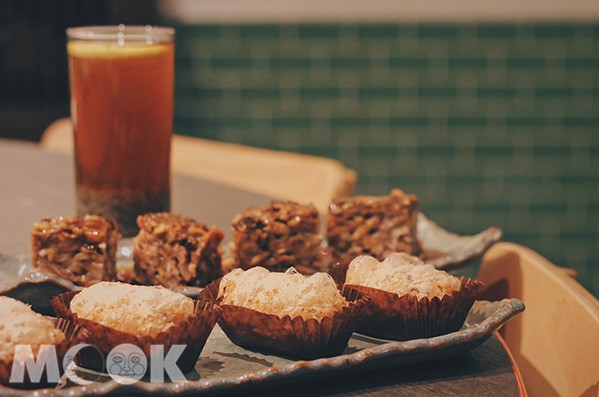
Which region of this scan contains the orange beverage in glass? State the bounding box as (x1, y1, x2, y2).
(66, 25, 174, 236)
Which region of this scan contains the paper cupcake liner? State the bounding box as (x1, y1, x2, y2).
(51, 291, 220, 374)
(328, 262, 349, 288)
(0, 317, 89, 389)
(342, 277, 484, 341)
(202, 280, 366, 360)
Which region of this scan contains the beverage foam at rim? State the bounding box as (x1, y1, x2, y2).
(67, 41, 171, 59)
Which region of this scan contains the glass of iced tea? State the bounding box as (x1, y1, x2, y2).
(66, 25, 174, 237)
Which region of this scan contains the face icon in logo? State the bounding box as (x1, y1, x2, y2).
(106, 344, 147, 384)
(63, 343, 105, 385)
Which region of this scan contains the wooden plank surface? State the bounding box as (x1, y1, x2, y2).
(213, 335, 521, 397)
(0, 139, 271, 255)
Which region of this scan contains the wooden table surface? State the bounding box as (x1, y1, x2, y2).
(0, 139, 525, 396)
(0, 139, 271, 255)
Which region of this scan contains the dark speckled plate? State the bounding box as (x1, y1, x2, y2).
(0, 254, 82, 316)
(418, 213, 502, 271)
(0, 298, 524, 396)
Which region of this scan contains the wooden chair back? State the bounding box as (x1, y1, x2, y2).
(478, 242, 599, 397)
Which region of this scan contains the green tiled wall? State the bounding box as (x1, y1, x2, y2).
(169, 23, 599, 296)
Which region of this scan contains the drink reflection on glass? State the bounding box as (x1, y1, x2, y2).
(66, 25, 174, 237)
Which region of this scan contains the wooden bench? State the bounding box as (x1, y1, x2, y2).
(41, 118, 357, 213)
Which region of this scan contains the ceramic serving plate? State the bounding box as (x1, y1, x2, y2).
(0, 213, 501, 314)
(418, 213, 502, 271)
(0, 298, 524, 396)
(0, 216, 511, 396)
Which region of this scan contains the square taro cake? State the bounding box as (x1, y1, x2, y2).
(133, 213, 224, 288)
(327, 189, 421, 266)
(31, 215, 118, 286)
(229, 201, 327, 275)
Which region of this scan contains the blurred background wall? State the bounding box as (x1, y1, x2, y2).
(1, 0, 598, 296)
(0, 0, 160, 140)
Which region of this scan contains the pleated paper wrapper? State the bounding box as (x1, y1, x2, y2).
(51, 291, 220, 374)
(342, 277, 484, 341)
(202, 280, 366, 360)
(0, 317, 89, 389)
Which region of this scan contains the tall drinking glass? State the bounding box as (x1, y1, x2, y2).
(66, 25, 174, 237)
